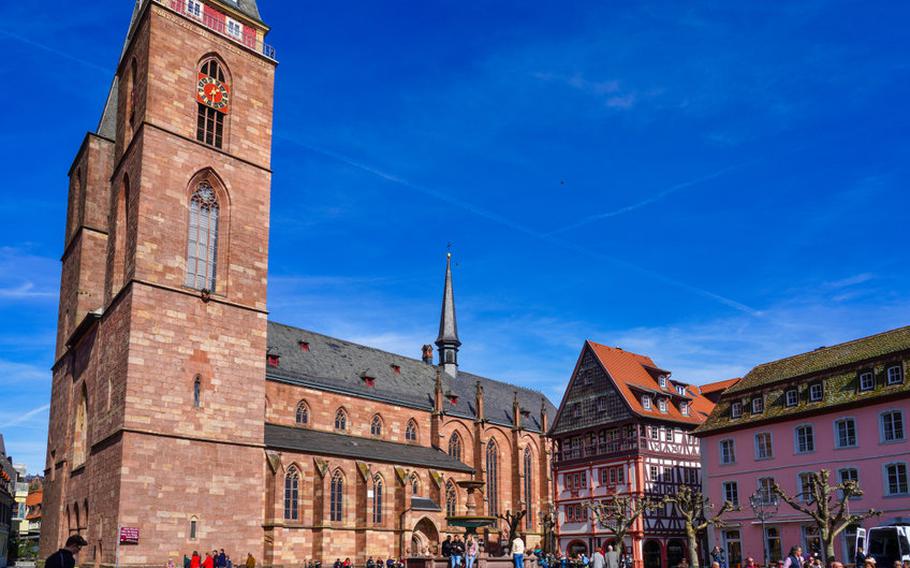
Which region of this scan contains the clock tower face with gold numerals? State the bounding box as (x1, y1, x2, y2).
(196, 73, 230, 113)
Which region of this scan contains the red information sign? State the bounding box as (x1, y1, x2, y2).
(119, 527, 140, 544)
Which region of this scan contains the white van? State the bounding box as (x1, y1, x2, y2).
(855, 526, 910, 566)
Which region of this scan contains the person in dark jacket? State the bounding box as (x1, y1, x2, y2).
(443, 536, 453, 560)
(45, 535, 88, 568)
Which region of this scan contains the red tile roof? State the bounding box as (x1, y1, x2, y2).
(698, 378, 740, 395)
(587, 340, 715, 425)
(25, 489, 42, 507)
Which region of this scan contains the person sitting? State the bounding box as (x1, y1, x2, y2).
(367, 557, 375, 568)
(333, 559, 342, 568)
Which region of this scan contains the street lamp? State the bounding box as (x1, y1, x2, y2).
(749, 490, 780, 568)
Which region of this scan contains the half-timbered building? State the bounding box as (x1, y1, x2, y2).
(550, 341, 719, 568)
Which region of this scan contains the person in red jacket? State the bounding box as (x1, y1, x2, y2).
(191, 552, 202, 568)
(203, 552, 215, 568)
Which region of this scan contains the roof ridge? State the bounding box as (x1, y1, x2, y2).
(268, 320, 554, 402)
(750, 324, 910, 371)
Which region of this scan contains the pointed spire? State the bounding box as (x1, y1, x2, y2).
(436, 252, 461, 377)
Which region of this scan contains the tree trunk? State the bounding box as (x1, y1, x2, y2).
(823, 538, 836, 565)
(688, 530, 701, 568)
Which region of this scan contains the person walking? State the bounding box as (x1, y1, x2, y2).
(218, 549, 227, 568)
(246, 553, 256, 568)
(605, 546, 619, 568)
(512, 535, 526, 568)
(203, 552, 215, 568)
(45, 535, 88, 568)
(184, 554, 191, 568)
(466, 536, 479, 568)
(592, 547, 605, 568)
(192, 551, 202, 568)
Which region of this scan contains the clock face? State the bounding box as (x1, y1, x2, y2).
(196, 73, 230, 113)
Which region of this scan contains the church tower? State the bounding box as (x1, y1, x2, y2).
(435, 253, 461, 377)
(41, 1, 276, 564)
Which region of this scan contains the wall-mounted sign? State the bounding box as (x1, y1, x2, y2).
(119, 527, 139, 545)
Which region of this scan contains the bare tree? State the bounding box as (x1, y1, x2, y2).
(498, 509, 527, 549)
(662, 486, 737, 568)
(585, 495, 658, 551)
(772, 469, 879, 563)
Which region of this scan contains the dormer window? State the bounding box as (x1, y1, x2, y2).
(681, 401, 689, 416)
(659, 376, 668, 388)
(642, 395, 652, 410)
(676, 385, 686, 396)
(752, 396, 764, 414)
(809, 382, 824, 402)
(785, 388, 798, 407)
(298, 341, 310, 352)
(391, 364, 401, 374)
(267, 352, 280, 367)
(888, 365, 904, 385)
(730, 401, 742, 419)
(362, 375, 376, 387)
(657, 398, 668, 413)
(446, 391, 459, 405)
(859, 371, 874, 391)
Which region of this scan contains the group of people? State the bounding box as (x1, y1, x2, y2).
(362, 557, 405, 568)
(441, 535, 482, 568)
(179, 550, 257, 568)
(706, 544, 862, 568)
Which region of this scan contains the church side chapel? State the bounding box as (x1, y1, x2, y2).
(39, 0, 555, 565)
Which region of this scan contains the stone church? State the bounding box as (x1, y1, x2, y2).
(39, 1, 556, 566)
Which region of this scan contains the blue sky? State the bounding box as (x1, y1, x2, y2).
(1, 1, 909, 473)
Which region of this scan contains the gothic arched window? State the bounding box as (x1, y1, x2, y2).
(185, 181, 219, 291)
(334, 408, 348, 431)
(295, 401, 309, 425)
(372, 475, 383, 525)
(284, 466, 299, 520)
(486, 439, 499, 516)
(370, 415, 383, 437)
(524, 447, 533, 526)
(196, 58, 227, 148)
(405, 419, 418, 442)
(445, 479, 457, 517)
(73, 385, 88, 467)
(448, 432, 462, 461)
(330, 471, 344, 522)
(411, 473, 420, 496)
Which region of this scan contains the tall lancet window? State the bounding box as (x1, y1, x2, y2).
(284, 466, 299, 520)
(486, 439, 499, 516)
(372, 475, 383, 525)
(523, 447, 533, 526)
(330, 471, 344, 522)
(446, 479, 457, 517)
(185, 182, 219, 290)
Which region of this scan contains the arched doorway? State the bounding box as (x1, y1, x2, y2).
(412, 517, 440, 556)
(644, 540, 662, 568)
(667, 539, 686, 568)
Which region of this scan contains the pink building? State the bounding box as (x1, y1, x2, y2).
(694, 326, 910, 567)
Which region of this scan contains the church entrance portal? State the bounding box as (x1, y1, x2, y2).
(412, 518, 440, 556)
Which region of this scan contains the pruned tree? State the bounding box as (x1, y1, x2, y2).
(772, 469, 880, 563)
(585, 495, 659, 551)
(498, 509, 527, 548)
(662, 486, 737, 568)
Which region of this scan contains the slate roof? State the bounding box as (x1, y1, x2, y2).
(411, 497, 442, 512)
(265, 424, 474, 473)
(586, 341, 715, 425)
(266, 321, 556, 433)
(724, 325, 910, 395)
